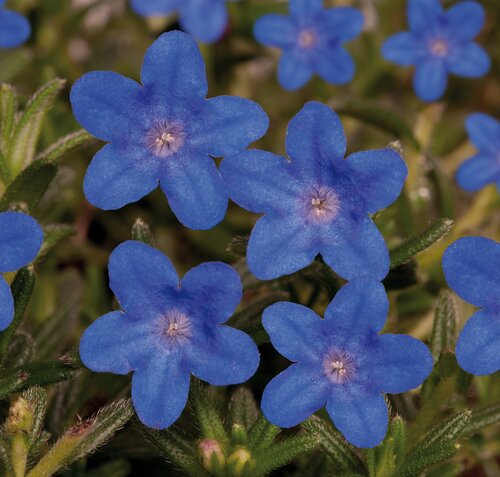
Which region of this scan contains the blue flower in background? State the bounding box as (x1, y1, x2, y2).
(442, 237, 500, 376)
(220, 101, 407, 281)
(0, 212, 43, 331)
(70, 31, 269, 230)
(80, 240, 260, 429)
(254, 0, 364, 90)
(261, 278, 433, 448)
(456, 113, 500, 193)
(0, 0, 31, 48)
(382, 0, 490, 102)
(130, 0, 231, 43)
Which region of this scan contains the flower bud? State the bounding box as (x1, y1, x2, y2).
(198, 438, 226, 473)
(227, 447, 252, 476)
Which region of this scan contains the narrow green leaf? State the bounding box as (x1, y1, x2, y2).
(37, 224, 75, 261)
(1, 331, 34, 368)
(131, 218, 154, 245)
(430, 290, 458, 361)
(0, 50, 32, 83)
(0, 433, 14, 475)
(390, 218, 454, 268)
(462, 402, 500, 437)
(228, 387, 259, 429)
(395, 441, 457, 477)
(425, 461, 463, 477)
(36, 130, 94, 162)
(391, 416, 407, 467)
(0, 83, 18, 146)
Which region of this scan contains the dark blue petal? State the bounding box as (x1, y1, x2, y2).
(456, 154, 499, 192)
(320, 217, 390, 281)
(132, 354, 190, 429)
(323, 8, 364, 42)
(181, 262, 242, 324)
(370, 334, 433, 393)
(254, 14, 297, 48)
(108, 241, 179, 317)
(445, 1, 485, 41)
(324, 278, 388, 333)
(314, 47, 355, 85)
(196, 96, 269, 157)
(0, 9, 30, 48)
(448, 43, 490, 78)
(160, 151, 228, 230)
(408, 0, 443, 32)
(285, 102, 346, 175)
(456, 310, 500, 376)
(381, 32, 422, 66)
(290, 0, 323, 19)
(346, 148, 408, 213)
(220, 150, 300, 214)
(79, 311, 152, 374)
(466, 113, 500, 153)
(0, 276, 14, 332)
(261, 362, 330, 428)
(326, 386, 388, 448)
(141, 31, 208, 100)
(179, 0, 228, 43)
(0, 212, 43, 273)
(413, 58, 448, 102)
(83, 144, 159, 210)
(186, 326, 259, 385)
(70, 72, 145, 142)
(278, 50, 313, 90)
(442, 237, 500, 311)
(130, 0, 179, 15)
(247, 215, 317, 280)
(263, 302, 326, 362)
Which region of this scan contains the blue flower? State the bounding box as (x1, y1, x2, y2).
(130, 0, 231, 43)
(220, 101, 407, 281)
(261, 278, 433, 448)
(382, 0, 490, 102)
(0, 212, 43, 331)
(80, 240, 260, 429)
(0, 0, 30, 48)
(456, 113, 500, 193)
(442, 237, 500, 376)
(70, 31, 269, 230)
(254, 0, 364, 90)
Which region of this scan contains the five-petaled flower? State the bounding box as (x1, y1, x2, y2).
(220, 101, 407, 281)
(382, 0, 490, 102)
(130, 0, 231, 44)
(0, 212, 43, 331)
(0, 0, 30, 48)
(442, 237, 500, 376)
(261, 278, 433, 448)
(70, 31, 269, 230)
(456, 113, 500, 193)
(254, 0, 364, 90)
(79, 240, 260, 429)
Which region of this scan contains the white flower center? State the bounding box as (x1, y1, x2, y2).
(304, 186, 340, 222)
(429, 39, 449, 58)
(323, 349, 356, 384)
(158, 310, 191, 346)
(298, 29, 317, 49)
(146, 120, 186, 158)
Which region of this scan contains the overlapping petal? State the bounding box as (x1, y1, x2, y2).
(466, 113, 500, 153)
(413, 58, 448, 102)
(448, 43, 490, 78)
(0, 276, 14, 332)
(445, 1, 485, 41)
(179, 0, 227, 43)
(456, 154, 499, 192)
(254, 14, 297, 48)
(0, 9, 30, 48)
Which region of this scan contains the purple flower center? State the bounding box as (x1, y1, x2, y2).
(298, 29, 317, 49)
(428, 39, 449, 58)
(323, 349, 356, 384)
(303, 186, 340, 222)
(146, 120, 186, 158)
(158, 310, 192, 346)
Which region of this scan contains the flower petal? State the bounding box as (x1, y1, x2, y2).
(290, 0, 323, 19)
(186, 326, 260, 385)
(413, 58, 448, 102)
(181, 262, 242, 324)
(466, 113, 500, 153)
(456, 310, 500, 376)
(321, 217, 390, 281)
(408, 0, 443, 32)
(0, 212, 43, 273)
(442, 237, 500, 311)
(326, 386, 388, 448)
(79, 311, 151, 374)
(263, 302, 326, 362)
(70, 71, 145, 142)
(0, 276, 14, 332)
(456, 153, 499, 192)
(179, 0, 228, 43)
(108, 241, 179, 317)
(0, 9, 30, 48)
(346, 148, 408, 213)
(261, 362, 330, 428)
(247, 215, 317, 280)
(370, 334, 433, 393)
(324, 278, 388, 333)
(382, 32, 422, 66)
(448, 43, 490, 78)
(130, 0, 179, 15)
(141, 31, 208, 100)
(254, 14, 297, 48)
(83, 143, 159, 210)
(160, 151, 228, 230)
(285, 102, 346, 176)
(196, 96, 269, 157)
(132, 354, 190, 429)
(323, 8, 364, 42)
(278, 50, 313, 91)
(314, 47, 355, 85)
(445, 1, 485, 41)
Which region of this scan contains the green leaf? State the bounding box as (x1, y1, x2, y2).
(248, 415, 280, 452)
(0, 433, 14, 476)
(228, 387, 259, 430)
(37, 224, 75, 261)
(131, 218, 154, 245)
(0, 50, 32, 83)
(35, 129, 94, 162)
(430, 290, 458, 361)
(462, 402, 500, 437)
(1, 331, 34, 369)
(395, 441, 457, 477)
(390, 218, 454, 268)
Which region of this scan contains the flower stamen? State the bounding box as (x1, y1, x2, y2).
(323, 349, 356, 384)
(428, 39, 449, 57)
(304, 186, 340, 222)
(146, 120, 186, 158)
(298, 29, 317, 49)
(158, 310, 192, 346)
